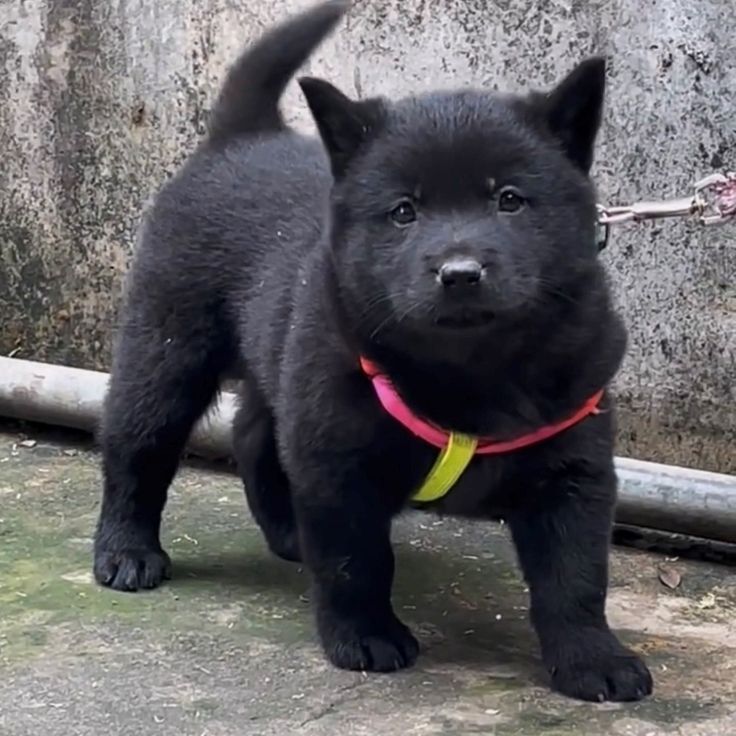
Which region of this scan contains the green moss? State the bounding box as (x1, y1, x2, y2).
(0, 446, 319, 665)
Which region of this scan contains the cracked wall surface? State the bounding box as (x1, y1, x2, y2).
(0, 0, 734, 471)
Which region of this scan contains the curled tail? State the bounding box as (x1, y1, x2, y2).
(208, 0, 349, 144)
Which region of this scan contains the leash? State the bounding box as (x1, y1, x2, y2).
(596, 170, 736, 251)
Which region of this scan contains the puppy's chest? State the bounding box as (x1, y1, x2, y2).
(382, 430, 525, 517)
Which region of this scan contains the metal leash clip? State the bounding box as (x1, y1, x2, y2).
(595, 171, 736, 251)
(694, 172, 736, 225)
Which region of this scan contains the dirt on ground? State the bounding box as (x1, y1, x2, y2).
(1, 429, 734, 735)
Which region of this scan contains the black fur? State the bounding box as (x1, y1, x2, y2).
(94, 1, 653, 702)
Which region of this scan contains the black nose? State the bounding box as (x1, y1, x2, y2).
(437, 258, 484, 287)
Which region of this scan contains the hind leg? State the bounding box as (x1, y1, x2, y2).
(232, 388, 301, 562)
(94, 315, 230, 591)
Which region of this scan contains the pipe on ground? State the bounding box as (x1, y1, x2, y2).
(0, 356, 236, 458)
(1, 356, 734, 544)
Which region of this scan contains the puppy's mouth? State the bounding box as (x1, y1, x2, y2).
(434, 308, 495, 329)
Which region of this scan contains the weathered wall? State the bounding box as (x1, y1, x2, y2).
(0, 0, 734, 471)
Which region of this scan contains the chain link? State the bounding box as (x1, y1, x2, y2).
(595, 171, 736, 251)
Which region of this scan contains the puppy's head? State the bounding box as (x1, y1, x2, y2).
(300, 59, 606, 345)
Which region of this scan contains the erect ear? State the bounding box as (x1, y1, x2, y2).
(542, 57, 606, 172)
(299, 76, 383, 178)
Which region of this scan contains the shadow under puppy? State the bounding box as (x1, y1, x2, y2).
(94, 0, 653, 702)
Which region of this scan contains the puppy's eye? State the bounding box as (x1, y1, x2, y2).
(498, 188, 526, 214)
(389, 200, 417, 227)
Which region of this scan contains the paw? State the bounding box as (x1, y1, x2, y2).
(266, 525, 302, 563)
(549, 637, 653, 702)
(320, 613, 419, 673)
(94, 544, 172, 592)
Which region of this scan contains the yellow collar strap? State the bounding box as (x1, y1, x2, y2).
(412, 432, 478, 503)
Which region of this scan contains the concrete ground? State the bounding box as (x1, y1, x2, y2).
(1, 428, 735, 736)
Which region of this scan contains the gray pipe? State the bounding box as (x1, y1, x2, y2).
(1, 356, 735, 544)
(0, 356, 236, 459)
(614, 458, 736, 544)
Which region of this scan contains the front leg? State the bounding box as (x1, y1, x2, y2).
(293, 462, 419, 672)
(508, 460, 653, 702)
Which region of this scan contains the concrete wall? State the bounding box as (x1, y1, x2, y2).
(1, 0, 734, 472)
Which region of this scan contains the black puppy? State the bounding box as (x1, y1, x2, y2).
(94, 0, 653, 702)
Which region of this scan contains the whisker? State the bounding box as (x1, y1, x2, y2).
(537, 280, 581, 306)
(369, 296, 433, 340)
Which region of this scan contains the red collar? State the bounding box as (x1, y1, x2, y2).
(360, 358, 604, 454)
